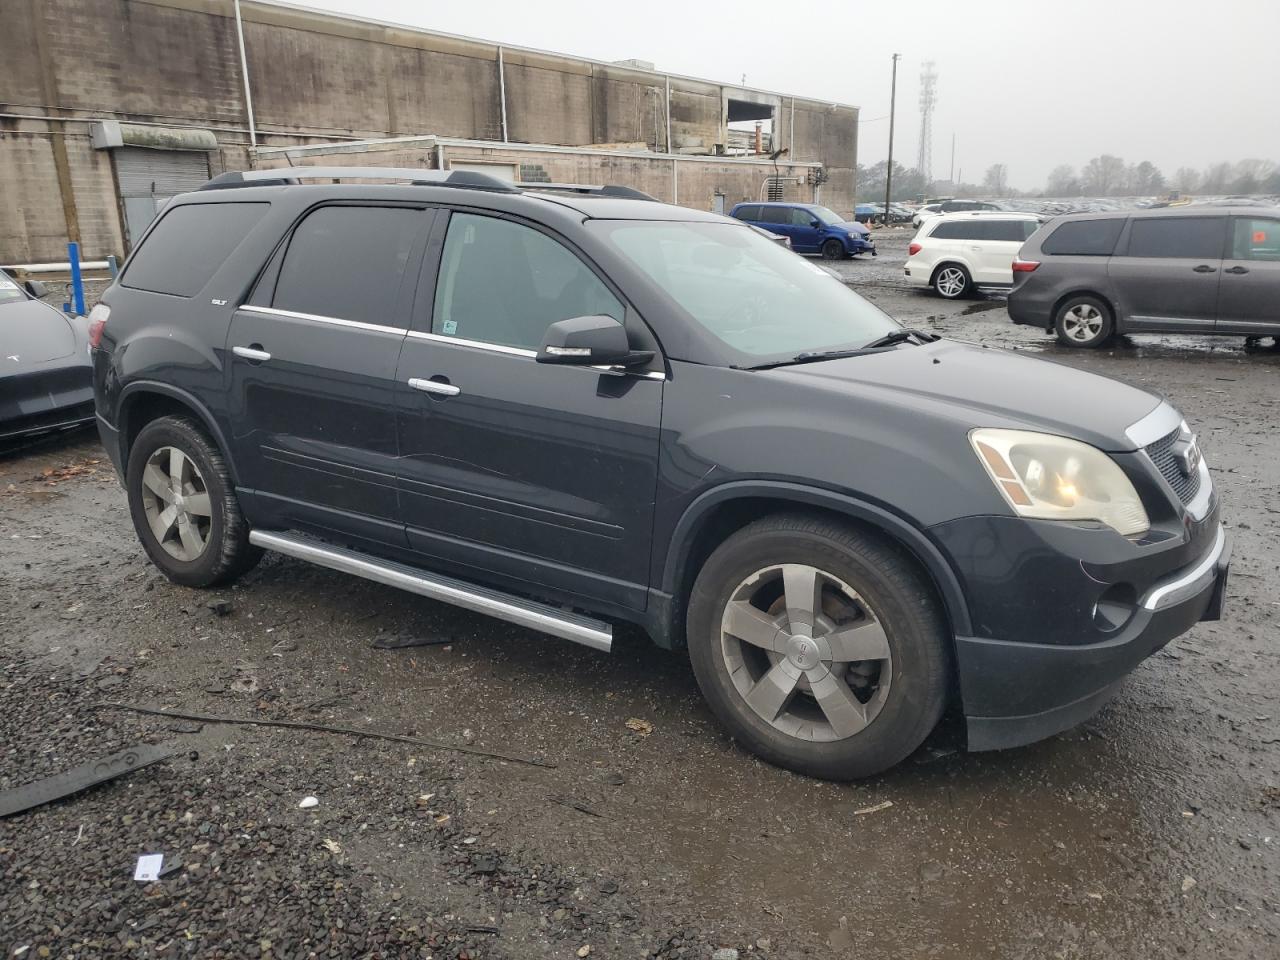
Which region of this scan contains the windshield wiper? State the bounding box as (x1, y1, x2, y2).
(860, 328, 939, 349)
(738, 347, 870, 371)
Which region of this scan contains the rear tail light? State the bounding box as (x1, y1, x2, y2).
(908, 242, 922, 256)
(87, 303, 110, 348)
(1012, 258, 1040, 273)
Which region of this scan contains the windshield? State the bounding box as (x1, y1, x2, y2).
(810, 206, 845, 225)
(595, 220, 898, 363)
(0, 271, 26, 306)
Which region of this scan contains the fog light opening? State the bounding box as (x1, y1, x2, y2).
(1093, 583, 1137, 633)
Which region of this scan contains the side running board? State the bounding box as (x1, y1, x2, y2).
(248, 530, 613, 652)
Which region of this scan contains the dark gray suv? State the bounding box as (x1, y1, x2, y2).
(91, 167, 1228, 780)
(1008, 206, 1280, 347)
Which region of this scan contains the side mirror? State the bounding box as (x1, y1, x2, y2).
(536, 315, 654, 368)
(24, 279, 49, 298)
(809, 218, 822, 228)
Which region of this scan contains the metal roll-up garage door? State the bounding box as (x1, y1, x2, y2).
(114, 147, 211, 249)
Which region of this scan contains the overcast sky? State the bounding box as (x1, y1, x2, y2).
(296, 0, 1280, 191)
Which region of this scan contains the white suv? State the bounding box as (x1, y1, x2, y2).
(905, 212, 1041, 299)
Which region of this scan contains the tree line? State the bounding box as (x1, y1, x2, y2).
(857, 157, 1280, 200)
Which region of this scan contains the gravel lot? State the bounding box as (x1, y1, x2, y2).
(2, 233, 1277, 959)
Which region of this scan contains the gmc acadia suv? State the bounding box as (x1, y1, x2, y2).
(90, 167, 1229, 779)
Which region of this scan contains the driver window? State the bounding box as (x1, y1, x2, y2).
(432, 212, 624, 350)
(789, 208, 815, 226)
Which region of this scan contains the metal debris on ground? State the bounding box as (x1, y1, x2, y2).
(370, 633, 453, 649)
(548, 795, 610, 819)
(133, 853, 164, 882)
(94, 702, 558, 768)
(853, 800, 894, 816)
(0, 743, 177, 818)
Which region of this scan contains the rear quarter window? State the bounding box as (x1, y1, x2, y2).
(1041, 219, 1125, 256)
(122, 202, 269, 296)
(732, 205, 761, 221)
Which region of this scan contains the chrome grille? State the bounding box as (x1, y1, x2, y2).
(1145, 427, 1202, 506)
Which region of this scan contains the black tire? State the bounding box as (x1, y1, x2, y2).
(1053, 294, 1113, 348)
(821, 238, 846, 260)
(686, 513, 950, 780)
(125, 415, 261, 587)
(931, 263, 971, 299)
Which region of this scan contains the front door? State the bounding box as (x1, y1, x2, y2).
(787, 206, 824, 252)
(394, 210, 663, 611)
(1109, 216, 1226, 330)
(1216, 215, 1280, 335)
(227, 203, 432, 546)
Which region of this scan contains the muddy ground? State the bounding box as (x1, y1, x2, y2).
(2, 233, 1277, 959)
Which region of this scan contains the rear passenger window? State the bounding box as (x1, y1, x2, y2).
(1230, 218, 1280, 261)
(432, 213, 623, 351)
(123, 202, 268, 297)
(273, 206, 422, 325)
(733, 205, 761, 221)
(1126, 217, 1225, 260)
(1041, 219, 1125, 256)
(760, 207, 790, 224)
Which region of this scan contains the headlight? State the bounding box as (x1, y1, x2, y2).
(970, 429, 1149, 536)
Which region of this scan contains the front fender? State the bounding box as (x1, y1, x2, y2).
(660, 479, 972, 636)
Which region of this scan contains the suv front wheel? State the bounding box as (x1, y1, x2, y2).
(125, 415, 262, 587)
(686, 514, 950, 780)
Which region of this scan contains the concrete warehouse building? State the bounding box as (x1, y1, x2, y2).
(0, 0, 860, 264)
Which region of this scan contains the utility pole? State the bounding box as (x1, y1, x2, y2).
(883, 53, 900, 225)
(949, 133, 956, 185)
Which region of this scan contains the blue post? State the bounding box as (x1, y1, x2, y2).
(107, 255, 119, 279)
(68, 241, 85, 316)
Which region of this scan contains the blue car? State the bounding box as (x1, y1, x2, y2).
(729, 202, 876, 259)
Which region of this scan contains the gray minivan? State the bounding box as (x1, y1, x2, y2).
(1008, 206, 1280, 347)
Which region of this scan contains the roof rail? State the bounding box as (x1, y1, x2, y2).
(520, 182, 658, 201)
(199, 167, 520, 193)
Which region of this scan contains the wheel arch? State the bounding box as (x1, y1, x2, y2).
(117, 382, 240, 485)
(659, 481, 972, 646)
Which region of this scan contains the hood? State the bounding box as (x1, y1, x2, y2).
(0, 299, 81, 369)
(770, 339, 1161, 452)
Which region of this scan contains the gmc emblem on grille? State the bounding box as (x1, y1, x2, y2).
(1172, 435, 1202, 478)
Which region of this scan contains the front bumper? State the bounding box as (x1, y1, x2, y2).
(953, 525, 1230, 751)
(0, 364, 95, 441)
(846, 237, 876, 255)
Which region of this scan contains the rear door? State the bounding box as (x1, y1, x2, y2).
(1109, 216, 1226, 330)
(226, 203, 432, 546)
(757, 206, 797, 246)
(393, 209, 664, 611)
(1216, 215, 1280, 334)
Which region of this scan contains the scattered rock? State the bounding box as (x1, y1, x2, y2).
(625, 718, 653, 737)
(299, 796, 319, 809)
(206, 599, 234, 616)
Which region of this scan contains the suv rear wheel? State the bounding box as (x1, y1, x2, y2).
(932, 264, 971, 299)
(125, 415, 261, 587)
(686, 514, 950, 780)
(1054, 295, 1113, 348)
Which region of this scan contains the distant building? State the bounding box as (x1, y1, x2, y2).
(0, 0, 859, 262)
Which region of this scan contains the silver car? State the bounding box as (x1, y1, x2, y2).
(1007, 206, 1280, 347)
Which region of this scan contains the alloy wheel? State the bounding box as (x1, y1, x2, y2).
(935, 267, 967, 298)
(1061, 303, 1104, 342)
(719, 563, 892, 742)
(140, 445, 213, 561)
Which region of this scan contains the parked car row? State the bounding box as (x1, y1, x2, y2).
(86, 167, 1228, 781)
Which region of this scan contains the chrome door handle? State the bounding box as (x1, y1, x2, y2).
(408, 377, 461, 397)
(232, 345, 272, 362)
